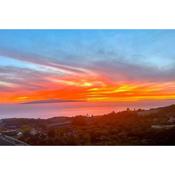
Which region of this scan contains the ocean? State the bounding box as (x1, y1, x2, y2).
(0, 100, 175, 119)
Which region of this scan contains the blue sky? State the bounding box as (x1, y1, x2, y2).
(0, 30, 175, 69)
(0, 30, 175, 103)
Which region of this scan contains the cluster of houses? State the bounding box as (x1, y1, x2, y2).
(136, 108, 175, 130)
(0, 119, 41, 139)
(151, 113, 175, 129)
(0, 128, 40, 137)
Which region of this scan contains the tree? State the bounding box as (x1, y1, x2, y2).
(48, 129, 56, 138)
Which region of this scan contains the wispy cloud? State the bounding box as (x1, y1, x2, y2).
(0, 48, 93, 76)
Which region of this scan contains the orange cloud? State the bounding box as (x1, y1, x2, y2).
(1, 76, 175, 104)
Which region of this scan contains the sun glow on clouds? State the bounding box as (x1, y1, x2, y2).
(2, 76, 175, 104)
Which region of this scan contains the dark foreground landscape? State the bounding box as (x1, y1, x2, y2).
(1, 104, 175, 145)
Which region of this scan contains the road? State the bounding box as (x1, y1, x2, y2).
(0, 134, 28, 145)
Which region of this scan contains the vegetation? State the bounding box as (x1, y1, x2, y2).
(1, 105, 175, 145)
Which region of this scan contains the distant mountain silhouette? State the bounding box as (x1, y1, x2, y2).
(155, 104, 175, 111)
(22, 99, 84, 104)
(144, 104, 175, 113)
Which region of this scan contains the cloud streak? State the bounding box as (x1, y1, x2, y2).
(0, 48, 94, 76)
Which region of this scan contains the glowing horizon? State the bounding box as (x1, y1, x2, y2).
(0, 30, 175, 104)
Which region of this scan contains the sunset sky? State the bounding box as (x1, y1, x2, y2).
(0, 30, 175, 104)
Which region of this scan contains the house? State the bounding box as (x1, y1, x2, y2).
(30, 128, 39, 136)
(167, 116, 175, 123)
(17, 131, 23, 138)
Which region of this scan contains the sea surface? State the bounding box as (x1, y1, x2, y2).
(0, 100, 175, 119)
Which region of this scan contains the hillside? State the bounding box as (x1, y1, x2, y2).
(1, 104, 175, 145)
